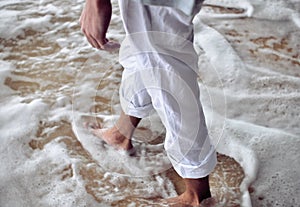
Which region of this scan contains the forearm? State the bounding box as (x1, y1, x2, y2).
(86, 0, 112, 36)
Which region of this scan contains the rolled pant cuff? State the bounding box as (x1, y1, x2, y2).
(169, 148, 217, 179)
(120, 95, 154, 118)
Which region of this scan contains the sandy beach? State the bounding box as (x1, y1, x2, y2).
(1, 0, 299, 206)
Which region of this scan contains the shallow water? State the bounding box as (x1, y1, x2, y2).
(1, 0, 300, 206)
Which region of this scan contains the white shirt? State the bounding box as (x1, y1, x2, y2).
(132, 0, 204, 16)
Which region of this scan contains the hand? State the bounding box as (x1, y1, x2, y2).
(80, 0, 119, 51)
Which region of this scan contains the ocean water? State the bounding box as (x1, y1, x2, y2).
(0, 0, 299, 206)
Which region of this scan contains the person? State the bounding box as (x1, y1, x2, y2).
(80, 0, 217, 206)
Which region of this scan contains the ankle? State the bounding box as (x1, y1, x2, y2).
(183, 176, 212, 202)
(110, 127, 133, 150)
(186, 189, 211, 201)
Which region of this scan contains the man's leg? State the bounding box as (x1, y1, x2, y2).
(89, 110, 141, 151)
(140, 60, 217, 206)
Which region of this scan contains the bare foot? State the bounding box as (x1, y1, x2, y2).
(167, 195, 216, 207)
(166, 176, 214, 207)
(200, 197, 217, 207)
(167, 192, 201, 207)
(85, 122, 134, 152)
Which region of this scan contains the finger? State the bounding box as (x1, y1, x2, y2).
(90, 35, 103, 49)
(79, 14, 83, 25)
(86, 35, 101, 49)
(86, 37, 100, 49)
(79, 11, 85, 26)
(81, 28, 107, 50)
(101, 41, 120, 52)
(95, 37, 108, 50)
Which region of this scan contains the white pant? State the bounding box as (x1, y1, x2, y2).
(118, 0, 217, 178)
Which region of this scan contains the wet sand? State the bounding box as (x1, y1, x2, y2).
(0, 1, 246, 205)
(28, 119, 244, 206)
(2, 0, 299, 206)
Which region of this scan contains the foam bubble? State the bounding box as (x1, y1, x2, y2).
(201, 0, 254, 18)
